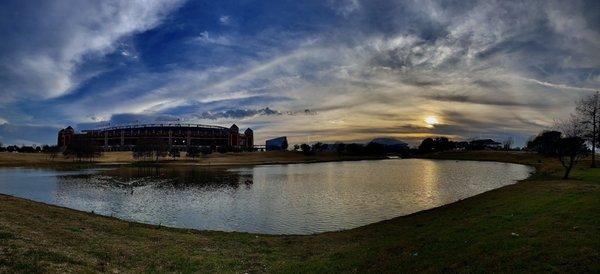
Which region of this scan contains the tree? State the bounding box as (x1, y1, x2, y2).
(575, 91, 600, 167)
(43, 145, 59, 161)
(169, 147, 180, 160)
(132, 139, 167, 162)
(554, 117, 589, 179)
(418, 138, 434, 152)
(345, 143, 364, 155)
(503, 137, 513, 151)
(433, 137, 454, 151)
(365, 142, 385, 155)
(311, 142, 326, 152)
(556, 137, 588, 179)
(526, 131, 561, 155)
(335, 143, 346, 156)
(63, 138, 101, 162)
(154, 141, 168, 162)
(300, 143, 311, 155)
(133, 139, 153, 161)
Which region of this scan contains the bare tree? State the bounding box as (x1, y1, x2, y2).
(502, 137, 513, 151)
(575, 91, 600, 167)
(557, 137, 588, 179)
(555, 118, 589, 179)
(555, 116, 586, 138)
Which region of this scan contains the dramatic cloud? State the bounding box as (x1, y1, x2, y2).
(0, 0, 183, 101)
(0, 0, 598, 146)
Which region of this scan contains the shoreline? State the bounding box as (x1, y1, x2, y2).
(0, 150, 386, 169)
(0, 151, 597, 272)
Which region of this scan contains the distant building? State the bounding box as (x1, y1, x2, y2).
(57, 126, 75, 147)
(370, 138, 409, 152)
(469, 139, 501, 150)
(266, 136, 288, 151)
(56, 123, 253, 151)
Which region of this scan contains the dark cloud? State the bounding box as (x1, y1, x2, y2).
(422, 93, 553, 108)
(77, 113, 182, 130)
(195, 107, 281, 120)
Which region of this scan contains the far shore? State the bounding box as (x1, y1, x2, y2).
(0, 150, 387, 168)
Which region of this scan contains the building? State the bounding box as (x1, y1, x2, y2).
(57, 123, 253, 151)
(469, 139, 502, 150)
(265, 136, 288, 151)
(57, 126, 75, 147)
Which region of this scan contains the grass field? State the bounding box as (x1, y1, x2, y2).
(0, 151, 598, 273)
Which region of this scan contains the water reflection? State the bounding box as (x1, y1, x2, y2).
(0, 159, 533, 234)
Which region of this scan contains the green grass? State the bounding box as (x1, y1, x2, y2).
(0, 151, 598, 273)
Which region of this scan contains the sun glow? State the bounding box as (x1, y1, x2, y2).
(425, 116, 439, 127)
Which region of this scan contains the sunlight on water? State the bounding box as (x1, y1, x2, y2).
(0, 159, 533, 234)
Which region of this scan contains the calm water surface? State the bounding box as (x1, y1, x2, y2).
(0, 159, 532, 234)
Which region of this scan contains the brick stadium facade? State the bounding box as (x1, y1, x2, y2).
(57, 123, 253, 151)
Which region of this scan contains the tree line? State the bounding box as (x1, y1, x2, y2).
(292, 141, 409, 156)
(131, 139, 238, 162)
(417, 137, 508, 152)
(0, 144, 58, 153)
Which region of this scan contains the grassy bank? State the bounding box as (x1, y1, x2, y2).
(0, 151, 598, 273)
(0, 151, 384, 168)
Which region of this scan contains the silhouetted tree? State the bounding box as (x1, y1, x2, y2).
(43, 145, 60, 161)
(433, 137, 454, 151)
(345, 143, 365, 155)
(311, 142, 328, 152)
(63, 138, 101, 162)
(575, 91, 600, 167)
(556, 137, 588, 179)
(133, 139, 153, 160)
(300, 143, 311, 155)
(186, 146, 200, 159)
(419, 138, 434, 152)
(133, 139, 167, 162)
(503, 137, 514, 151)
(169, 147, 180, 160)
(18, 146, 37, 153)
(526, 131, 562, 155)
(365, 142, 386, 155)
(335, 143, 346, 156)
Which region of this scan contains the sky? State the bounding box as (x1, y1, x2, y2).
(0, 0, 598, 147)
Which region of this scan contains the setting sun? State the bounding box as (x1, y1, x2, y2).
(425, 116, 439, 126)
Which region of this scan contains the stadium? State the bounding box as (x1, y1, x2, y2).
(57, 123, 253, 151)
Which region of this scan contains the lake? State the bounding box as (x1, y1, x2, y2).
(0, 159, 533, 234)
